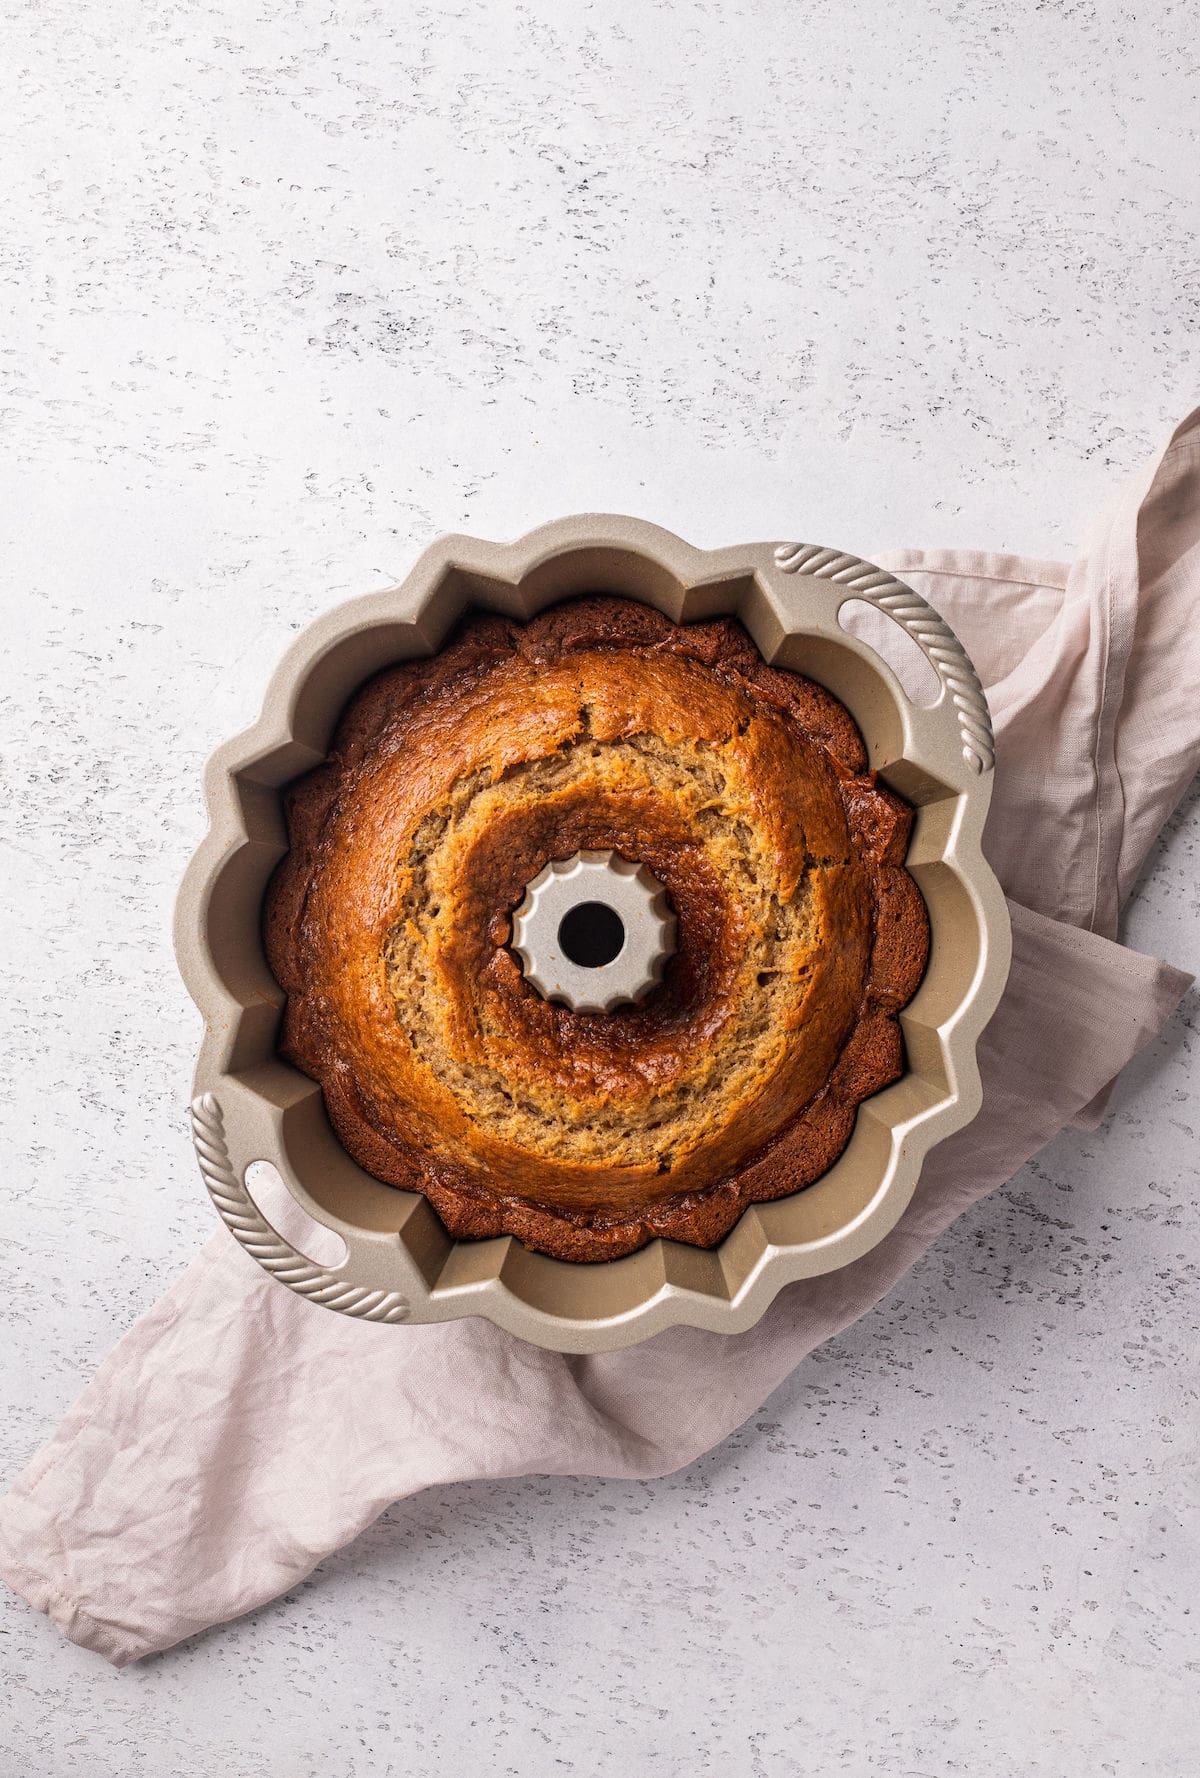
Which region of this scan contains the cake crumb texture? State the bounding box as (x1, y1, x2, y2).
(264, 597, 930, 1260)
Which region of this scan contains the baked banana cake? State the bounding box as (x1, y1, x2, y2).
(264, 595, 930, 1262)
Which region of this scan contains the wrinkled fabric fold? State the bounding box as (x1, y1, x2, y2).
(1, 413, 1197, 1665)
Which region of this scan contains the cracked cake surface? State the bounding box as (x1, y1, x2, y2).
(263, 595, 930, 1261)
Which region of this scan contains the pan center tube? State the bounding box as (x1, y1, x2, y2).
(510, 849, 676, 1014)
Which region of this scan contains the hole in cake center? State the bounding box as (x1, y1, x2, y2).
(557, 901, 626, 969)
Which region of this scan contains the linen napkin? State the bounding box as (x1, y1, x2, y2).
(1, 412, 1196, 1666)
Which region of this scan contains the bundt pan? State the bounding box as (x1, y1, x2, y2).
(175, 517, 1011, 1353)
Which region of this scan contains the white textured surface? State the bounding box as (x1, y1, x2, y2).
(1, 0, 1198, 1771)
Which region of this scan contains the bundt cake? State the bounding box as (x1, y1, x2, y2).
(263, 595, 929, 1262)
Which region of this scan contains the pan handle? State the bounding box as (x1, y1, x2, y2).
(772, 544, 995, 776)
(190, 1093, 411, 1323)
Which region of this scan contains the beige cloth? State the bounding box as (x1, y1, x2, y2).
(1, 414, 1197, 1666)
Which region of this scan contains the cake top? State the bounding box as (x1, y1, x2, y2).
(264, 595, 929, 1261)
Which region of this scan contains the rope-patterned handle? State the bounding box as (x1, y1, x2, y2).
(191, 1093, 411, 1322)
(773, 543, 995, 774)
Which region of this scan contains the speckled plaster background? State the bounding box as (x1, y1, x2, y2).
(1, 0, 1198, 1772)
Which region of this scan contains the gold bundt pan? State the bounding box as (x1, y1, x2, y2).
(175, 517, 1010, 1353)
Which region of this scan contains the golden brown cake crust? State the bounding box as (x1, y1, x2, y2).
(264, 596, 930, 1262)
